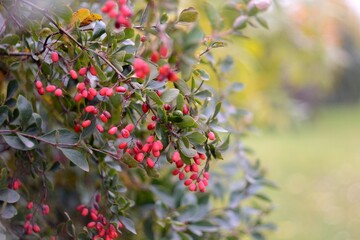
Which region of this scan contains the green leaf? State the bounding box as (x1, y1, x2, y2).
(17, 95, 33, 126)
(160, 13, 168, 24)
(204, 3, 222, 31)
(40, 129, 79, 145)
(145, 90, 163, 106)
(0, 34, 20, 45)
(194, 69, 210, 81)
(2, 134, 34, 150)
(195, 90, 212, 99)
(210, 41, 226, 49)
(122, 152, 138, 168)
(174, 115, 198, 128)
(186, 132, 207, 144)
(0, 106, 9, 126)
(91, 21, 106, 40)
(65, 220, 76, 237)
(176, 94, 184, 110)
(160, 88, 179, 103)
(119, 216, 137, 234)
(213, 102, 222, 119)
(16, 133, 36, 149)
(217, 134, 230, 152)
(53, 4, 73, 24)
(124, 28, 134, 39)
(145, 166, 160, 178)
(0, 189, 20, 203)
(256, 16, 269, 29)
(177, 139, 197, 158)
(0, 205, 17, 219)
(175, 79, 191, 96)
(58, 148, 89, 172)
(6, 80, 18, 100)
(233, 16, 248, 30)
(178, 7, 199, 23)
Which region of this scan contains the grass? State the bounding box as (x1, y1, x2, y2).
(246, 105, 360, 240)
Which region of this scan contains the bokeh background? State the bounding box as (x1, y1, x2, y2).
(182, 0, 360, 239)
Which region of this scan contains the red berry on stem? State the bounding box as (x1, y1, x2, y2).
(82, 120, 91, 128)
(146, 158, 155, 168)
(159, 44, 168, 58)
(35, 80, 43, 89)
(150, 51, 160, 63)
(51, 52, 59, 63)
(96, 124, 104, 133)
(208, 131, 216, 141)
(118, 142, 128, 149)
(142, 102, 149, 113)
(121, 129, 130, 138)
(147, 122, 156, 130)
(89, 66, 97, 76)
(45, 85, 56, 93)
(79, 67, 87, 76)
(81, 208, 89, 216)
(54, 88, 63, 97)
(108, 126, 118, 135)
(70, 70, 78, 80)
(27, 202, 33, 210)
(125, 123, 134, 132)
(33, 224, 41, 233)
(116, 86, 127, 93)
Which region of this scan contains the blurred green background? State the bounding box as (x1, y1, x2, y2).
(180, 0, 360, 239)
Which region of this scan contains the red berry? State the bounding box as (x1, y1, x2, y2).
(150, 51, 160, 63)
(135, 153, 144, 162)
(35, 80, 43, 89)
(54, 88, 63, 97)
(147, 122, 156, 130)
(140, 36, 147, 42)
(27, 202, 33, 210)
(26, 213, 33, 220)
(188, 183, 196, 191)
(108, 126, 118, 135)
(203, 172, 210, 180)
(159, 44, 168, 58)
(146, 158, 155, 168)
(33, 224, 40, 233)
(198, 181, 205, 192)
(85, 105, 96, 113)
(26, 226, 33, 235)
(118, 142, 128, 149)
(79, 67, 87, 76)
(207, 131, 216, 141)
(88, 88, 97, 96)
(146, 135, 155, 143)
(159, 64, 170, 76)
(76, 204, 85, 211)
(152, 150, 160, 157)
(164, 104, 171, 111)
(106, 88, 114, 97)
(115, 86, 126, 93)
(179, 172, 185, 180)
(81, 208, 89, 216)
(121, 129, 130, 138)
(96, 124, 104, 133)
(142, 102, 149, 113)
(89, 66, 97, 76)
(74, 123, 81, 132)
(74, 93, 82, 102)
(82, 120, 91, 128)
(42, 204, 50, 215)
(184, 179, 192, 186)
(38, 88, 44, 95)
(70, 70, 78, 80)
(134, 58, 150, 79)
(45, 85, 56, 93)
(125, 123, 134, 132)
(172, 169, 180, 175)
(172, 151, 181, 162)
(100, 114, 108, 123)
(120, 5, 132, 17)
(77, 82, 86, 91)
(108, 9, 118, 18)
(168, 71, 179, 82)
(51, 52, 59, 63)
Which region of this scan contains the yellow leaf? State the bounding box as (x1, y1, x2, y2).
(71, 8, 91, 25)
(80, 13, 103, 27)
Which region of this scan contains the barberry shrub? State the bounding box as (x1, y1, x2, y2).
(0, 0, 275, 239)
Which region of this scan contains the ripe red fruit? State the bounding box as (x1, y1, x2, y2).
(159, 64, 170, 76)
(85, 105, 96, 113)
(203, 172, 210, 180)
(35, 80, 43, 89)
(184, 179, 192, 186)
(164, 104, 171, 111)
(198, 181, 206, 192)
(70, 70, 78, 80)
(42, 204, 50, 215)
(125, 123, 134, 132)
(89, 66, 97, 76)
(54, 88, 63, 97)
(106, 88, 114, 97)
(51, 52, 59, 63)
(115, 86, 127, 93)
(168, 71, 179, 82)
(135, 153, 144, 162)
(142, 102, 149, 113)
(159, 44, 168, 58)
(74, 123, 81, 132)
(146, 158, 155, 168)
(79, 67, 87, 76)
(172, 169, 180, 175)
(118, 142, 128, 149)
(77, 82, 86, 91)
(108, 126, 118, 135)
(150, 51, 160, 63)
(207, 131, 216, 141)
(179, 172, 185, 180)
(81, 208, 89, 216)
(172, 151, 181, 162)
(96, 124, 104, 133)
(27, 202, 33, 210)
(108, 9, 118, 18)
(45, 85, 56, 93)
(74, 93, 82, 102)
(87, 221, 96, 228)
(82, 120, 91, 128)
(100, 114, 108, 123)
(26, 226, 33, 235)
(33, 224, 41, 233)
(120, 5, 132, 17)
(76, 204, 85, 211)
(140, 36, 147, 42)
(121, 129, 130, 138)
(152, 150, 160, 157)
(134, 58, 150, 79)
(37, 88, 44, 95)
(147, 122, 156, 130)
(88, 88, 97, 96)
(26, 213, 33, 220)
(182, 104, 189, 115)
(188, 183, 196, 191)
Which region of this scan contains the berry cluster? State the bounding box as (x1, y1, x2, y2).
(76, 194, 122, 240)
(8, 178, 22, 190)
(101, 0, 132, 28)
(171, 151, 210, 192)
(133, 58, 150, 79)
(157, 64, 178, 82)
(23, 202, 50, 235)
